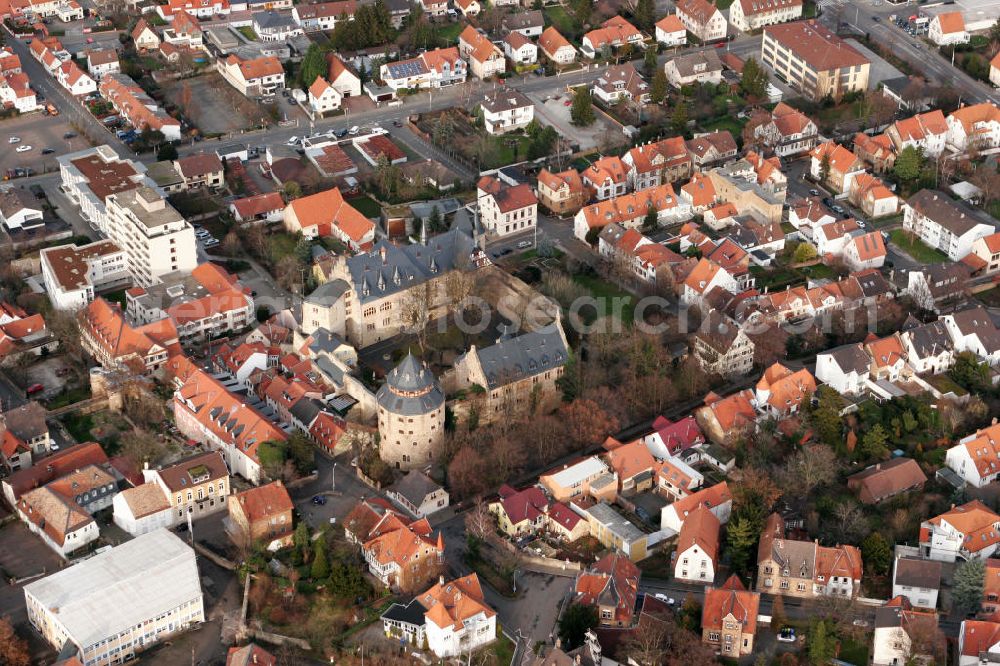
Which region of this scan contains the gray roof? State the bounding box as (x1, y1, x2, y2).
(825, 342, 870, 375)
(389, 470, 443, 506)
(481, 89, 533, 115)
(949, 306, 1000, 352)
(4, 401, 47, 441)
(585, 502, 645, 544)
(669, 49, 723, 78)
(906, 189, 996, 238)
(23, 530, 201, 648)
(468, 327, 567, 390)
(902, 320, 952, 359)
(347, 229, 476, 304)
(0, 188, 41, 218)
(146, 160, 183, 187)
(305, 279, 350, 306)
(893, 556, 941, 590)
(307, 327, 348, 355)
(765, 537, 816, 578)
(289, 397, 324, 427)
(376, 354, 444, 416)
(503, 9, 543, 30)
(409, 198, 462, 220)
(253, 10, 297, 30)
(381, 598, 426, 626)
(314, 355, 345, 384)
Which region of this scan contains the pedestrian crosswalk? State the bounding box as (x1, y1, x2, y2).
(816, 0, 848, 10)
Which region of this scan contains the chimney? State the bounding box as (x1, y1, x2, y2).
(875, 463, 881, 470)
(380, 246, 388, 264)
(252, 654, 258, 665)
(439, 574, 445, 585)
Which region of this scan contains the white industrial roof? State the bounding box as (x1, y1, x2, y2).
(546, 456, 610, 488)
(24, 529, 202, 649)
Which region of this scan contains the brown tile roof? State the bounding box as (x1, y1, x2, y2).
(287, 187, 373, 242)
(574, 553, 640, 624)
(419, 574, 495, 629)
(477, 176, 537, 212)
(118, 482, 170, 519)
(5, 442, 108, 500)
(156, 450, 228, 492)
(233, 480, 293, 523)
(69, 153, 142, 201)
(738, 0, 801, 16)
(764, 20, 869, 71)
(177, 152, 223, 179)
(231, 192, 284, 219)
(676, 0, 720, 25)
(934, 10, 965, 34)
(847, 458, 927, 504)
(19, 485, 92, 546)
(358, 134, 406, 163)
(656, 14, 686, 33)
(702, 575, 759, 633)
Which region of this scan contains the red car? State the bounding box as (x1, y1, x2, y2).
(26, 383, 44, 395)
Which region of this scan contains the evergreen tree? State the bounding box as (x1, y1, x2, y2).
(860, 423, 890, 459)
(739, 57, 768, 99)
(725, 514, 759, 577)
(650, 68, 668, 104)
(811, 386, 845, 448)
(642, 205, 658, 231)
(893, 145, 925, 184)
(954, 559, 986, 616)
(861, 532, 891, 576)
(299, 43, 328, 89)
(571, 88, 595, 126)
(670, 101, 688, 134)
(558, 604, 598, 650)
(643, 44, 658, 77)
(819, 153, 831, 185)
(634, 0, 655, 32)
(807, 620, 835, 665)
(311, 538, 330, 580)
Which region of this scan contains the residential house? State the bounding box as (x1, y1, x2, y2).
(175, 153, 223, 190)
(132, 18, 160, 50)
(308, 76, 342, 115)
(661, 481, 732, 533)
(325, 53, 361, 98)
(947, 102, 1000, 153)
(754, 362, 816, 418)
(80, 297, 178, 374)
(680, 173, 717, 213)
(0, 188, 42, 232)
(687, 131, 739, 169)
(788, 197, 836, 239)
(887, 109, 949, 157)
(872, 596, 941, 666)
(251, 11, 303, 42)
(283, 187, 374, 249)
(292, 0, 355, 30)
(962, 232, 1000, 277)
(489, 484, 548, 537)
(643, 415, 706, 459)
(942, 306, 1000, 367)
(692, 311, 755, 379)
(386, 471, 449, 518)
(903, 189, 996, 261)
(459, 27, 505, 80)
(762, 21, 870, 100)
(85, 48, 120, 80)
(729, 0, 802, 32)
(655, 14, 687, 47)
(582, 156, 629, 200)
(920, 500, 1000, 561)
(928, 11, 969, 46)
(539, 457, 618, 503)
(597, 223, 682, 286)
(344, 498, 444, 593)
(593, 64, 650, 106)
(622, 136, 693, 189)
(900, 319, 955, 375)
(584, 502, 649, 560)
(849, 172, 899, 219)
(163, 10, 204, 48)
(227, 644, 276, 666)
(230, 192, 286, 224)
(680, 257, 739, 307)
(477, 175, 537, 237)
(603, 437, 656, 496)
(756, 512, 863, 598)
(538, 27, 576, 65)
(503, 31, 537, 65)
(809, 142, 865, 193)
(0, 402, 49, 471)
(754, 102, 819, 157)
(984, 560, 1000, 615)
(454, 0, 480, 16)
(112, 452, 230, 537)
(574, 554, 641, 626)
(480, 89, 534, 135)
(695, 390, 757, 445)
(656, 456, 704, 500)
(674, 505, 720, 584)
(380, 48, 467, 90)
(23, 531, 204, 666)
(854, 132, 896, 172)
(676, 0, 728, 41)
(842, 231, 888, 271)
(227, 480, 294, 551)
(946, 423, 1000, 488)
(218, 55, 285, 97)
(581, 16, 644, 58)
(56, 61, 96, 96)
(701, 575, 759, 657)
(99, 73, 181, 141)
(958, 620, 1000, 666)
(847, 458, 927, 504)
(381, 574, 496, 658)
(502, 10, 544, 37)
(537, 168, 586, 215)
(892, 556, 941, 609)
(665, 50, 723, 88)
(573, 183, 689, 241)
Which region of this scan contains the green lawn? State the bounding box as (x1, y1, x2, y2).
(47, 386, 92, 410)
(571, 274, 635, 324)
(888, 229, 949, 264)
(266, 231, 300, 265)
(838, 637, 870, 665)
(348, 195, 382, 218)
(799, 263, 836, 280)
(435, 21, 465, 44)
(750, 266, 801, 290)
(978, 286, 1000, 307)
(544, 5, 581, 39)
(699, 116, 744, 135)
(482, 634, 515, 664)
(61, 412, 95, 443)
(237, 26, 258, 41)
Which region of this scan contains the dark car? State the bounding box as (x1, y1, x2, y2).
(63, 132, 77, 139)
(393, 120, 403, 127)
(334, 128, 348, 138)
(41, 148, 55, 155)
(287, 98, 297, 106)
(30, 184, 45, 198)
(311, 495, 328, 505)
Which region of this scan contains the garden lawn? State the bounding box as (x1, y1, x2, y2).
(47, 386, 91, 410)
(266, 231, 300, 265)
(483, 634, 515, 664)
(435, 22, 465, 43)
(348, 195, 382, 218)
(544, 6, 581, 40)
(237, 26, 259, 41)
(838, 637, 870, 665)
(699, 116, 744, 136)
(571, 274, 635, 324)
(888, 229, 949, 263)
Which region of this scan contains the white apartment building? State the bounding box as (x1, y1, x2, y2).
(58, 146, 156, 234)
(729, 0, 802, 32)
(24, 530, 204, 666)
(218, 55, 285, 97)
(40, 240, 130, 310)
(480, 90, 534, 135)
(104, 187, 197, 287)
(903, 189, 996, 261)
(476, 176, 537, 237)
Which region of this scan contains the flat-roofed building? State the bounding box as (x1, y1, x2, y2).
(58, 146, 155, 235)
(41, 240, 130, 310)
(761, 20, 869, 101)
(24, 529, 204, 666)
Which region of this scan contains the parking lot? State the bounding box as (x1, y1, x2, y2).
(0, 521, 64, 664)
(0, 113, 88, 176)
(528, 92, 625, 152)
(54, 18, 120, 55)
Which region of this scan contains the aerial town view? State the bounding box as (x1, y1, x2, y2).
(6, 0, 1000, 663)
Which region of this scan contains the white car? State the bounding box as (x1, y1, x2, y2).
(286, 135, 299, 145)
(8, 136, 20, 144)
(15, 145, 32, 153)
(348, 125, 360, 135)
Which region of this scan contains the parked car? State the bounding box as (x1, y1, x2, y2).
(809, 189, 820, 196)
(311, 495, 328, 505)
(348, 125, 360, 135)
(41, 148, 55, 155)
(334, 128, 348, 138)
(8, 136, 19, 144)
(517, 240, 532, 248)
(63, 131, 77, 139)
(26, 383, 44, 396)
(15, 145, 31, 153)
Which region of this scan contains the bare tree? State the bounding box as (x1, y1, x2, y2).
(465, 500, 497, 541)
(401, 282, 432, 350)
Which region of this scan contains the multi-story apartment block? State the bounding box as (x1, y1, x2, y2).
(104, 186, 197, 287)
(753, 102, 819, 157)
(477, 176, 537, 237)
(886, 109, 949, 158)
(676, 0, 728, 41)
(24, 530, 204, 666)
(947, 102, 1000, 152)
(125, 263, 253, 344)
(761, 20, 870, 101)
(480, 89, 534, 135)
(729, 0, 802, 32)
(904, 189, 996, 261)
(41, 240, 130, 310)
(692, 311, 755, 378)
(756, 513, 863, 598)
(58, 146, 155, 235)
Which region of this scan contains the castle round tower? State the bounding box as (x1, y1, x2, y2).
(376, 353, 445, 469)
